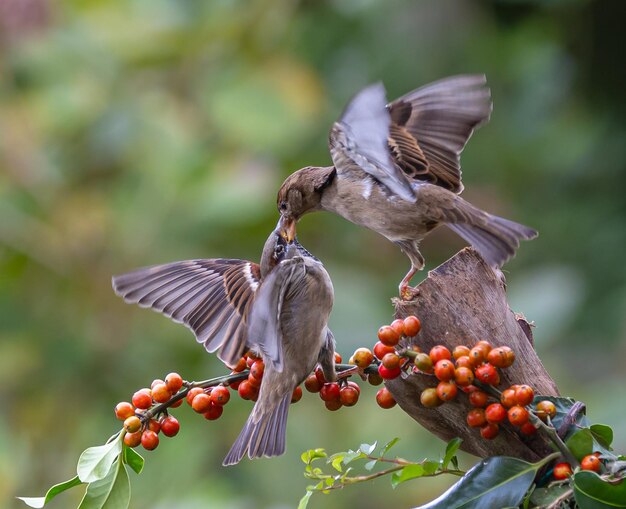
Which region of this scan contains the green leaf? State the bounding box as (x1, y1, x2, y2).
(341, 450, 364, 465)
(590, 424, 614, 450)
(301, 449, 327, 465)
(364, 460, 377, 471)
(330, 453, 344, 472)
(360, 442, 377, 455)
(532, 396, 588, 440)
(380, 438, 400, 457)
(17, 476, 83, 508)
(574, 471, 626, 509)
(391, 461, 440, 488)
(566, 428, 593, 460)
(78, 457, 130, 509)
(529, 484, 572, 507)
(442, 438, 462, 469)
(297, 490, 313, 509)
(414, 455, 557, 509)
(122, 445, 144, 475)
(77, 434, 123, 483)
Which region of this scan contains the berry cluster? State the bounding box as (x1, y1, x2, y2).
(303, 353, 363, 411)
(553, 452, 603, 480)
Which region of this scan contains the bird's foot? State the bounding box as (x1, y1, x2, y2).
(399, 284, 420, 301)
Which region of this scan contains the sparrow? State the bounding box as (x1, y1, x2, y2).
(111, 218, 336, 465)
(277, 75, 538, 299)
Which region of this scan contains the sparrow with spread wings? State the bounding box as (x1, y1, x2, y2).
(112, 219, 336, 465)
(277, 75, 537, 300)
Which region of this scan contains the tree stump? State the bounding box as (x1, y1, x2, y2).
(386, 248, 560, 461)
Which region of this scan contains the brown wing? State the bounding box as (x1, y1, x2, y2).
(387, 75, 492, 193)
(112, 259, 261, 366)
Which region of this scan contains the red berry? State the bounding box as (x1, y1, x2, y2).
(581, 454, 601, 472)
(469, 390, 489, 408)
(339, 386, 360, 407)
(390, 318, 406, 337)
(147, 419, 161, 434)
(475, 340, 493, 354)
(378, 364, 401, 380)
(508, 405, 530, 427)
(124, 431, 142, 448)
(247, 373, 262, 388)
(378, 325, 401, 346)
(434, 359, 455, 381)
(374, 341, 396, 360)
(160, 416, 180, 437)
(436, 381, 457, 401)
(376, 387, 396, 409)
(454, 366, 475, 387)
(203, 403, 224, 420)
(165, 372, 183, 393)
(191, 393, 212, 413)
(382, 352, 401, 370)
(455, 356, 472, 369)
(420, 388, 443, 407)
(553, 462, 572, 480)
(115, 402, 135, 421)
(124, 416, 141, 433)
(320, 383, 341, 402)
(141, 430, 159, 451)
(485, 403, 507, 423)
(304, 373, 322, 393)
(487, 347, 509, 368)
(150, 380, 164, 390)
(250, 360, 265, 380)
(453, 345, 471, 360)
(324, 399, 342, 411)
(500, 388, 517, 408)
(232, 357, 247, 373)
(514, 385, 534, 406)
(314, 367, 327, 385)
(210, 386, 230, 406)
(535, 400, 557, 421)
(469, 346, 487, 367)
(170, 398, 183, 408)
(474, 363, 499, 385)
(186, 387, 204, 406)
(520, 422, 537, 436)
(291, 386, 303, 403)
(480, 422, 499, 440)
(346, 380, 361, 394)
(132, 391, 153, 410)
(429, 345, 452, 363)
(403, 316, 421, 336)
(414, 353, 434, 373)
(152, 383, 171, 404)
(466, 408, 487, 428)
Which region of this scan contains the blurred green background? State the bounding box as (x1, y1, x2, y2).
(1, 0, 625, 507)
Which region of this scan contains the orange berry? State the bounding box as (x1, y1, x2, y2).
(191, 393, 212, 413)
(382, 352, 401, 370)
(304, 373, 322, 393)
(453, 345, 471, 360)
(487, 347, 510, 368)
(434, 359, 456, 381)
(455, 356, 472, 369)
(508, 405, 530, 427)
(454, 366, 475, 387)
(132, 391, 153, 410)
(160, 416, 180, 437)
(231, 357, 247, 373)
(520, 422, 537, 436)
(378, 326, 401, 346)
(339, 385, 359, 407)
(429, 345, 452, 363)
(320, 383, 340, 402)
(291, 386, 303, 403)
(535, 400, 557, 421)
(467, 408, 487, 427)
(250, 360, 265, 380)
(480, 422, 499, 440)
(469, 390, 489, 407)
(353, 348, 374, 368)
(581, 454, 601, 472)
(115, 402, 135, 421)
(390, 318, 406, 337)
(403, 316, 421, 336)
(141, 430, 159, 451)
(475, 340, 493, 354)
(124, 416, 142, 433)
(165, 372, 183, 393)
(378, 364, 402, 380)
(474, 363, 499, 385)
(203, 402, 224, 420)
(553, 462, 572, 480)
(124, 431, 142, 448)
(469, 346, 487, 367)
(152, 383, 171, 404)
(514, 385, 534, 406)
(414, 353, 434, 373)
(436, 381, 457, 401)
(500, 388, 517, 408)
(374, 341, 396, 360)
(368, 373, 384, 386)
(210, 386, 230, 406)
(147, 419, 161, 434)
(324, 399, 342, 411)
(186, 387, 204, 406)
(375, 387, 396, 409)
(485, 403, 507, 423)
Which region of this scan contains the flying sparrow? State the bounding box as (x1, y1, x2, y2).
(112, 219, 336, 464)
(277, 75, 537, 299)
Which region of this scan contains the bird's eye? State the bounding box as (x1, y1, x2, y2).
(278, 201, 287, 211)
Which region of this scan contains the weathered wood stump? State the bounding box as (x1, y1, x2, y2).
(386, 248, 560, 461)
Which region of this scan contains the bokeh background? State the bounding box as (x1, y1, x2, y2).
(1, 0, 625, 507)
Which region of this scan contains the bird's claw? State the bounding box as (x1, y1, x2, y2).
(400, 285, 420, 301)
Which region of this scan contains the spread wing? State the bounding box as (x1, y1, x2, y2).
(387, 74, 492, 193)
(329, 83, 416, 202)
(112, 259, 261, 366)
(246, 256, 307, 372)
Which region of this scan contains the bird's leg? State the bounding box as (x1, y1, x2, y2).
(395, 240, 424, 301)
(399, 265, 420, 301)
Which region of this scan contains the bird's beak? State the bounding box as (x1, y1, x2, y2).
(279, 216, 297, 243)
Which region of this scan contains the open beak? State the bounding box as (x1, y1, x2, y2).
(279, 216, 297, 243)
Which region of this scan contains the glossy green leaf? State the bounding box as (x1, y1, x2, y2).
(566, 429, 594, 461)
(415, 455, 557, 509)
(529, 484, 572, 507)
(17, 476, 83, 508)
(380, 438, 400, 457)
(330, 453, 344, 472)
(442, 438, 462, 469)
(301, 449, 327, 464)
(77, 434, 123, 483)
(122, 445, 144, 475)
(391, 461, 439, 488)
(78, 457, 130, 509)
(590, 424, 614, 449)
(574, 471, 626, 508)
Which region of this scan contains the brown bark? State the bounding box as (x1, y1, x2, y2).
(386, 248, 560, 461)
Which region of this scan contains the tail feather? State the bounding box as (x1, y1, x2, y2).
(222, 394, 290, 466)
(448, 214, 537, 268)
